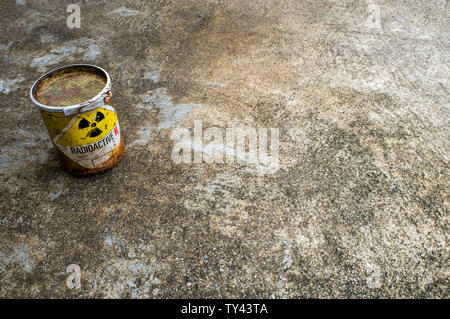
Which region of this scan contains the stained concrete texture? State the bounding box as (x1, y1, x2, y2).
(0, 0, 448, 298)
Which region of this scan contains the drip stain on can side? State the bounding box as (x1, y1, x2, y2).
(30, 64, 126, 175)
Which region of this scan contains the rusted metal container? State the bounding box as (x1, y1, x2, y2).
(30, 64, 125, 175)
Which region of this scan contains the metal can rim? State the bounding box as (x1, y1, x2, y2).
(30, 64, 112, 115)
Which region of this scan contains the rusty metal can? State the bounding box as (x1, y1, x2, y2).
(30, 64, 125, 175)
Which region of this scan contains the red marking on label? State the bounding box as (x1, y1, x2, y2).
(114, 126, 119, 135)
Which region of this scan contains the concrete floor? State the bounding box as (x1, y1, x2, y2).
(0, 0, 448, 298)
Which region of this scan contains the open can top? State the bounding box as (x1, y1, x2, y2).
(30, 64, 112, 116)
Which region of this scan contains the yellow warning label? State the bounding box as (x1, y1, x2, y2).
(57, 108, 118, 146)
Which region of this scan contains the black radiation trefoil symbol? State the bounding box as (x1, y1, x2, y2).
(78, 111, 106, 139)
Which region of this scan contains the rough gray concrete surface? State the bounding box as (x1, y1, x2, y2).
(0, 0, 448, 298)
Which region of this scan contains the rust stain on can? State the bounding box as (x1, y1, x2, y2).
(35, 68, 106, 107)
(30, 65, 125, 175)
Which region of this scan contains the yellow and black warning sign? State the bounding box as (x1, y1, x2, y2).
(57, 108, 118, 146)
(53, 106, 121, 169)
